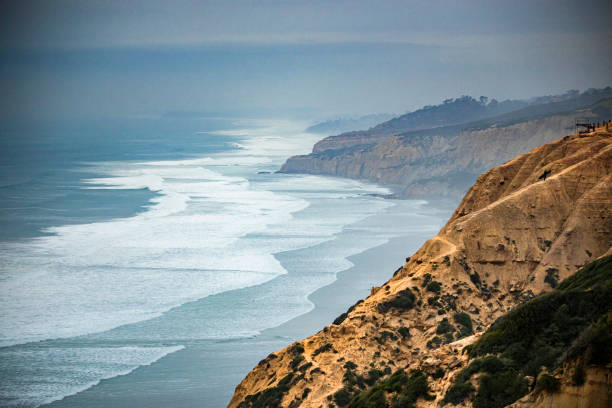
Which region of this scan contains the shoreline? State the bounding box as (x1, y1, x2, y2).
(43, 199, 453, 408)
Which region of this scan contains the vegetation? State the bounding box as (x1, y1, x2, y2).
(289, 343, 305, 355)
(427, 296, 441, 308)
(535, 373, 559, 392)
(426, 336, 442, 349)
(333, 300, 364, 325)
(431, 367, 445, 380)
(453, 312, 473, 338)
(467, 255, 612, 372)
(346, 369, 434, 408)
(421, 273, 432, 288)
(443, 255, 612, 407)
(469, 272, 481, 286)
(344, 361, 358, 371)
(544, 268, 559, 288)
(334, 389, 353, 406)
(426, 281, 442, 294)
(378, 331, 398, 343)
(572, 363, 585, 386)
(313, 343, 334, 357)
(473, 368, 528, 408)
(442, 380, 475, 405)
(436, 318, 455, 335)
(442, 356, 527, 407)
(290, 354, 305, 370)
(377, 289, 416, 313)
(398, 327, 411, 338)
(239, 373, 296, 408)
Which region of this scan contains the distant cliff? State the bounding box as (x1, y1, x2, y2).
(309, 95, 528, 154)
(231, 125, 612, 408)
(281, 88, 612, 199)
(306, 114, 395, 135)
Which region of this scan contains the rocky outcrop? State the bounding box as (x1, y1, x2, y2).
(281, 91, 612, 200)
(510, 367, 612, 408)
(230, 125, 612, 408)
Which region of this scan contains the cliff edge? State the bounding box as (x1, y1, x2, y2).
(230, 124, 612, 407)
(280, 90, 612, 200)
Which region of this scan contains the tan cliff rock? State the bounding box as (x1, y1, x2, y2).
(281, 100, 612, 200)
(231, 125, 612, 408)
(509, 366, 612, 408)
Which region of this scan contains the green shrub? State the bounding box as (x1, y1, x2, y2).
(333, 300, 364, 325)
(436, 318, 455, 335)
(379, 331, 398, 342)
(572, 364, 585, 386)
(377, 289, 416, 313)
(347, 370, 433, 408)
(344, 361, 358, 371)
(398, 327, 411, 338)
(443, 256, 612, 408)
(334, 388, 353, 407)
(427, 296, 442, 308)
(238, 373, 295, 408)
(535, 373, 559, 392)
(473, 369, 528, 408)
(467, 256, 612, 369)
(558, 255, 612, 291)
(313, 343, 334, 356)
(470, 272, 481, 286)
(431, 367, 445, 380)
(298, 362, 312, 373)
(443, 356, 518, 406)
(290, 344, 304, 355)
(453, 312, 473, 333)
(585, 314, 612, 365)
(544, 268, 559, 288)
(442, 381, 474, 405)
(290, 354, 305, 370)
(426, 336, 442, 349)
(427, 281, 442, 294)
(364, 369, 384, 386)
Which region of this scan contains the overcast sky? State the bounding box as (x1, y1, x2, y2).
(1, 0, 611, 120)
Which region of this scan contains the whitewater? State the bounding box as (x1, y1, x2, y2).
(0, 118, 448, 407)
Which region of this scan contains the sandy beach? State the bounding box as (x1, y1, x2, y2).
(41, 199, 452, 408)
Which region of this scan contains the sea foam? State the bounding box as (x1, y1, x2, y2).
(0, 119, 402, 407)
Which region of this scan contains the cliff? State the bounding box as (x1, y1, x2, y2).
(308, 96, 528, 154)
(230, 124, 612, 408)
(281, 90, 612, 200)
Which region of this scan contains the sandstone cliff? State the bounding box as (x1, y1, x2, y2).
(230, 124, 612, 408)
(281, 90, 612, 200)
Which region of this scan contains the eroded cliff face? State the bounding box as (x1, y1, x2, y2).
(230, 126, 612, 408)
(509, 367, 612, 408)
(281, 110, 607, 199)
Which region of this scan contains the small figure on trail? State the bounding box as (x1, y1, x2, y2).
(539, 169, 551, 181)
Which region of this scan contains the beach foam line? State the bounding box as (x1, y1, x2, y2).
(0, 345, 185, 408)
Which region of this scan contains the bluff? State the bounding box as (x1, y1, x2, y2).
(230, 124, 612, 408)
(280, 89, 612, 199)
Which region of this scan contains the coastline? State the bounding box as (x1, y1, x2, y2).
(43, 199, 452, 408)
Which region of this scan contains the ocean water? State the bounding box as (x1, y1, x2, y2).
(0, 117, 446, 407)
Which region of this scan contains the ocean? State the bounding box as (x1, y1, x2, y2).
(0, 116, 447, 407)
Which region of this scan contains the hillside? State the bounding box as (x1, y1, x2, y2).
(306, 114, 396, 135)
(230, 124, 612, 408)
(280, 88, 612, 199)
(308, 96, 528, 154)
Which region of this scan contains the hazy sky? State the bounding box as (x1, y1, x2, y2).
(1, 0, 611, 120)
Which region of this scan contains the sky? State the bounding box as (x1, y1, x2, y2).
(1, 0, 611, 121)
